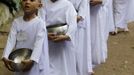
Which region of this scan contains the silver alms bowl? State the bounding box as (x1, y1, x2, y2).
(47, 24, 68, 35)
(8, 48, 32, 72)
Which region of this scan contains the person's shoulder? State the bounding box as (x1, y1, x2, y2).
(10, 16, 23, 28)
(61, 0, 74, 7)
(62, 0, 71, 4)
(62, 0, 70, 4)
(36, 16, 46, 28)
(36, 17, 45, 24)
(12, 16, 23, 24)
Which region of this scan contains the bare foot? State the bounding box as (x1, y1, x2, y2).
(109, 32, 117, 35)
(114, 27, 118, 34)
(124, 28, 129, 32)
(89, 72, 94, 75)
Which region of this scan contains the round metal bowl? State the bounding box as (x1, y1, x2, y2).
(8, 48, 32, 72)
(47, 24, 68, 35)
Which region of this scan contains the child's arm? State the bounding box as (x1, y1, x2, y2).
(65, 5, 77, 45)
(77, 0, 87, 22)
(30, 21, 47, 63)
(1, 21, 17, 71)
(2, 21, 17, 59)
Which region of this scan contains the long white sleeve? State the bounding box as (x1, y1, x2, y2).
(30, 21, 47, 63)
(78, 0, 87, 20)
(2, 21, 17, 59)
(65, 5, 77, 46)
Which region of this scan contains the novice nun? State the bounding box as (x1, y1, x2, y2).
(40, 0, 78, 75)
(90, 0, 108, 67)
(68, 0, 93, 75)
(2, 0, 49, 75)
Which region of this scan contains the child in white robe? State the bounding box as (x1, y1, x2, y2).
(1, 0, 49, 75)
(68, 0, 93, 75)
(90, 0, 108, 67)
(40, 0, 77, 75)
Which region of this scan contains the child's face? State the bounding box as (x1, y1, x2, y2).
(22, 0, 42, 13)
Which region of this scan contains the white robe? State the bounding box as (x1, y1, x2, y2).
(101, 0, 109, 64)
(2, 16, 49, 75)
(90, 0, 108, 66)
(40, 0, 77, 75)
(68, 0, 93, 74)
(107, 0, 115, 32)
(113, 0, 128, 29)
(126, 0, 134, 23)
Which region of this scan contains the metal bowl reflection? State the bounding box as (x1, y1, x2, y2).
(8, 48, 32, 72)
(47, 24, 68, 35)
